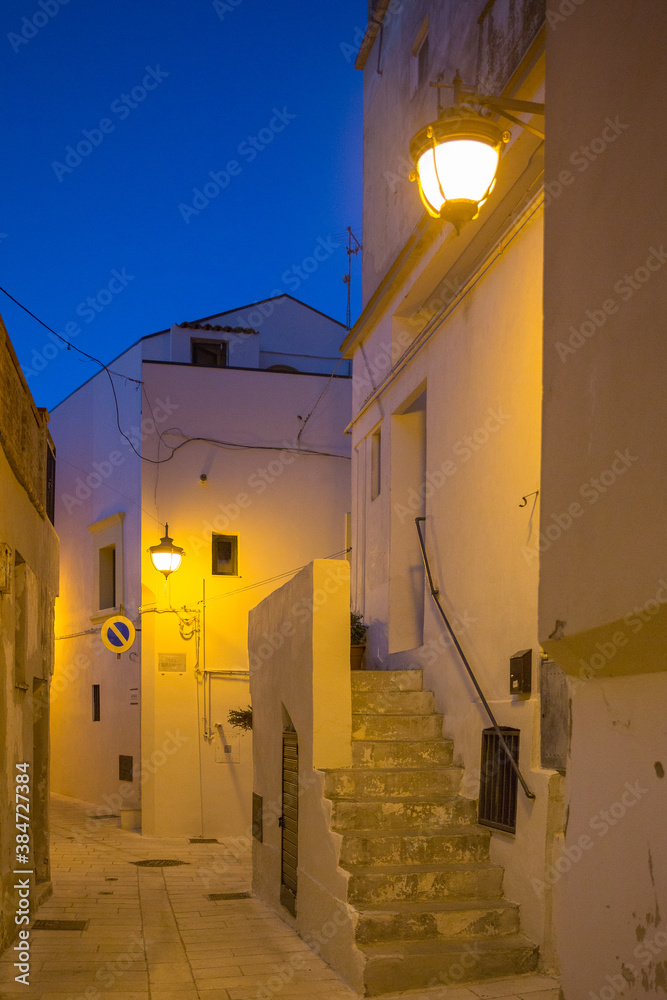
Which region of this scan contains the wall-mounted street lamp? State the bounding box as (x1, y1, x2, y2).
(148, 523, 185, 578)
(409, 71, 545, 232)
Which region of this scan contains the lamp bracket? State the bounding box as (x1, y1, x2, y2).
(432, 83, 544, 116)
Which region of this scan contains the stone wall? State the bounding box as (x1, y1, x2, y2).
(0, 313, 59, 951)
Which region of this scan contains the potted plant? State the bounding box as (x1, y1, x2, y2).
(350, 611, 367, 670)
(227, 706, 253, 731)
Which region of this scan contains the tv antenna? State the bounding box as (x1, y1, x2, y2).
(343, 227, 362, 329)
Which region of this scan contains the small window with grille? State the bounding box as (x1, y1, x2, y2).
(119, 755, 133, 782)
(92, 684, 100, 722)
(478, 727, 520, 834)
(212, 534, 238, 576)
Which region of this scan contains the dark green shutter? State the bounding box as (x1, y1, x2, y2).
(280, 731, 298, 915)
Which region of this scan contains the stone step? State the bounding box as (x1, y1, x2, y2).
(355, 898, 521, 944)
(324, 767, 462, 800)
(332, 796, 477, 832)
(347, 862, 505, 905)
(339, 826, 490, 867)
(352, 739, 454, 768)
(351, 670, 423, 692)
(352, 690, 436, 715)
(360, 935, 539, 995)
(352, 713, 443, 741)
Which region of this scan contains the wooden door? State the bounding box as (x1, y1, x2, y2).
(280, 731, 298, 915)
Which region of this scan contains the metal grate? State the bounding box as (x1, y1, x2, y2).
(188, 838, 219, 843)
(478, 727, 520, 834)
(119, 755, 133, 781)
(33, 919, 88, 931)
(205, 892, 251, 900)
(252, 793, 263, 843)
(130, 859, 189, 867)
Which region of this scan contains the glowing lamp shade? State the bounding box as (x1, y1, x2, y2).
(148, 524, 184, 578)
(410, 110, 508, 230)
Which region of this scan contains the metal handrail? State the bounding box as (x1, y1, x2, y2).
(415, 517, 535, 800)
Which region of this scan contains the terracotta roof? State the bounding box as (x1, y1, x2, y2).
(177, 322, 258, 335)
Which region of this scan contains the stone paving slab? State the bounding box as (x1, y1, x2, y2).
(0, 794, 561, 999)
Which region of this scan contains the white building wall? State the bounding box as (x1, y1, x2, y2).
(541, 3, 667, 996)
(346, 0, 556, 967)
(49, 346, 143, 813)
(50, 295, 351, 837)
(139, 361, 351, 838)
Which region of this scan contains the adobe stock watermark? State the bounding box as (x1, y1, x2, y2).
(213, 0, 244, 20)
(394, 406, 511, 523)
(66, 934, 148, 1000)
(569, 577, 667, 690)
(248, 562, 350, 674)
(24, 268, 135, 380)
(556, 246, 667, 362)
(8, 0, 70, 53)
(544, 115, 629, 208)
(255, 910, 349, 1000)
(339, 0, 402, 63)
(178, 107, 296, 223)
(183, 429, 349, 546)
(60, 396, 179, 513)
(521, 448, 638, 564)
(547, 0, 586, 30)
(353, 329, 414, 397)
(532, 777, 648, 898)
(51, 66, 169, 181)
(68, 730, 188, 847)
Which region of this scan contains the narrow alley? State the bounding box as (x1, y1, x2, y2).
(0, 795, 560, 1000)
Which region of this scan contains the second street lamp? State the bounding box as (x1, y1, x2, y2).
(148, 523, 185, 579)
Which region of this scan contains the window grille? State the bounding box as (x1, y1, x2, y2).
(478, 727, 520, 834)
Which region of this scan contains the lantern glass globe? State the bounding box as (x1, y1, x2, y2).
(417, 138, 500, 216)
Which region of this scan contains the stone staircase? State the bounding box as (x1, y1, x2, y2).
(323, 669, 538, 996)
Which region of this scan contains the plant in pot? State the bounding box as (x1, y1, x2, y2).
(227, 706, 253, 731)
(350, 611, 368, 670)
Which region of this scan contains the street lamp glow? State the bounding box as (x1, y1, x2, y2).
(410, 109, 508, 231)
(148, 524, 184, 578)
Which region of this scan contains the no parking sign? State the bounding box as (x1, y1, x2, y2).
(101, 615, 136, 654)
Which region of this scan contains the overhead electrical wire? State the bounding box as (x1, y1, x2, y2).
(0, 284, 143, 385)
(1, 284, 351, 465)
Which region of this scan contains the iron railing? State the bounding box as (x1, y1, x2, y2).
(415, 517, 535, 801)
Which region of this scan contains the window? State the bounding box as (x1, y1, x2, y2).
(371, 427, 382, 500)
(88, 513, 125, 622)
(92, 684, 101, 722)
(212, 534, 238, 576)
(410, 17, 429, 97)
(119, 755, 133, 782)
(191, 339, 228, 367)
(99, 545, 116, 610)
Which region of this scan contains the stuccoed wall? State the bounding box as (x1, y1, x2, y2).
(541, 2, 667, 995)
(250, 560, 364, 991)
(0, 317, 58, 950)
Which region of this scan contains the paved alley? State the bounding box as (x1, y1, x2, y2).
(0, 795, 561, 1000)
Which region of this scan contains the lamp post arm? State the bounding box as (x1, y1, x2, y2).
(430, 82, 544, 117)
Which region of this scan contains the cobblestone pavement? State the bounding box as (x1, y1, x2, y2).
(0, 795, 561, 1000)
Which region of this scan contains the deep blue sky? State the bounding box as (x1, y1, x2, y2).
(1, 0, 364, 409)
